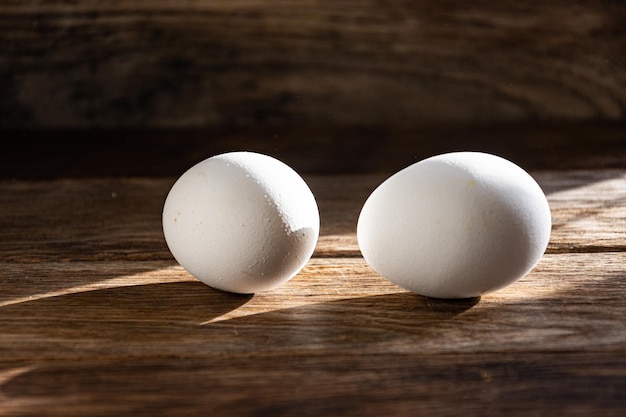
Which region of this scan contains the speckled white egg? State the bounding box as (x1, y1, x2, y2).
(357, 152, 551, 299)
(162, 151, 319, 294)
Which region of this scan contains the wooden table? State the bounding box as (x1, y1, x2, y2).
(1, 159, 625, 416)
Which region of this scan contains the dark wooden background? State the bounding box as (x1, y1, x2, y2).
(2, 0, 626, 129)
(1, 0, 625, 177)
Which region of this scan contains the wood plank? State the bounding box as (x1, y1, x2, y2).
(1, 170, 625, 262)
(0, 253, 625, 415)
(1, 353, 625, 417)
(1, 1, 625, 128)
(1, 171, 625, 415)
(0, 253, 625, 362)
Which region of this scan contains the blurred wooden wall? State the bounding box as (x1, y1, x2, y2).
(2, 0, 625, 129)
(1, 0, 625, 176)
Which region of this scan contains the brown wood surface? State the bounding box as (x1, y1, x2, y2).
(1, 0, 625, 128)
(1, 169, 625, 416)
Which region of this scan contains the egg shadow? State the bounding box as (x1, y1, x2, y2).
(0, 281, 253, 355)
(2, 271, 625, 415)
(0, 278, 479, 363)
(0, 290, 482, 411)
(201, 292, 481, 350)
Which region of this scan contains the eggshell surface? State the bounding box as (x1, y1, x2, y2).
(162, 152, 319, 294)
(357, 152, 551, 299)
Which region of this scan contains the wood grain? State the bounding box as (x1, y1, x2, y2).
(1, 254, 625, 415)
(2, 170, 625, 262)
(1, 352, 624, 417)
(1, 169, 626, 415)
(1, 0, 625, 128)
(1, 253, 625, 360)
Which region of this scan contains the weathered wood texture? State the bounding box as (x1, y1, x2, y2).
(2, 170, 625, 261)
(1, 170, 625, 415)
(1, 0, 625, 128)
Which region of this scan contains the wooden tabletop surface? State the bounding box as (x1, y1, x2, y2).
(1, 162, 625, 416)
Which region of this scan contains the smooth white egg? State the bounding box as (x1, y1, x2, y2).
(162, 151, 319, 294)
(357, 152, 551, 299)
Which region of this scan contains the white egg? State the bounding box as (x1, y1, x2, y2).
(357, 152, 551, 299)
(162, 151, 319, 294)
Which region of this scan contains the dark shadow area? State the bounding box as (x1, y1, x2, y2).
(203, 292, 481, 350)
(0, 281, 253, 356)
(0, 280, 479, 364)
(2, 121, 625, 179)
(2, 351, 624, 417)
